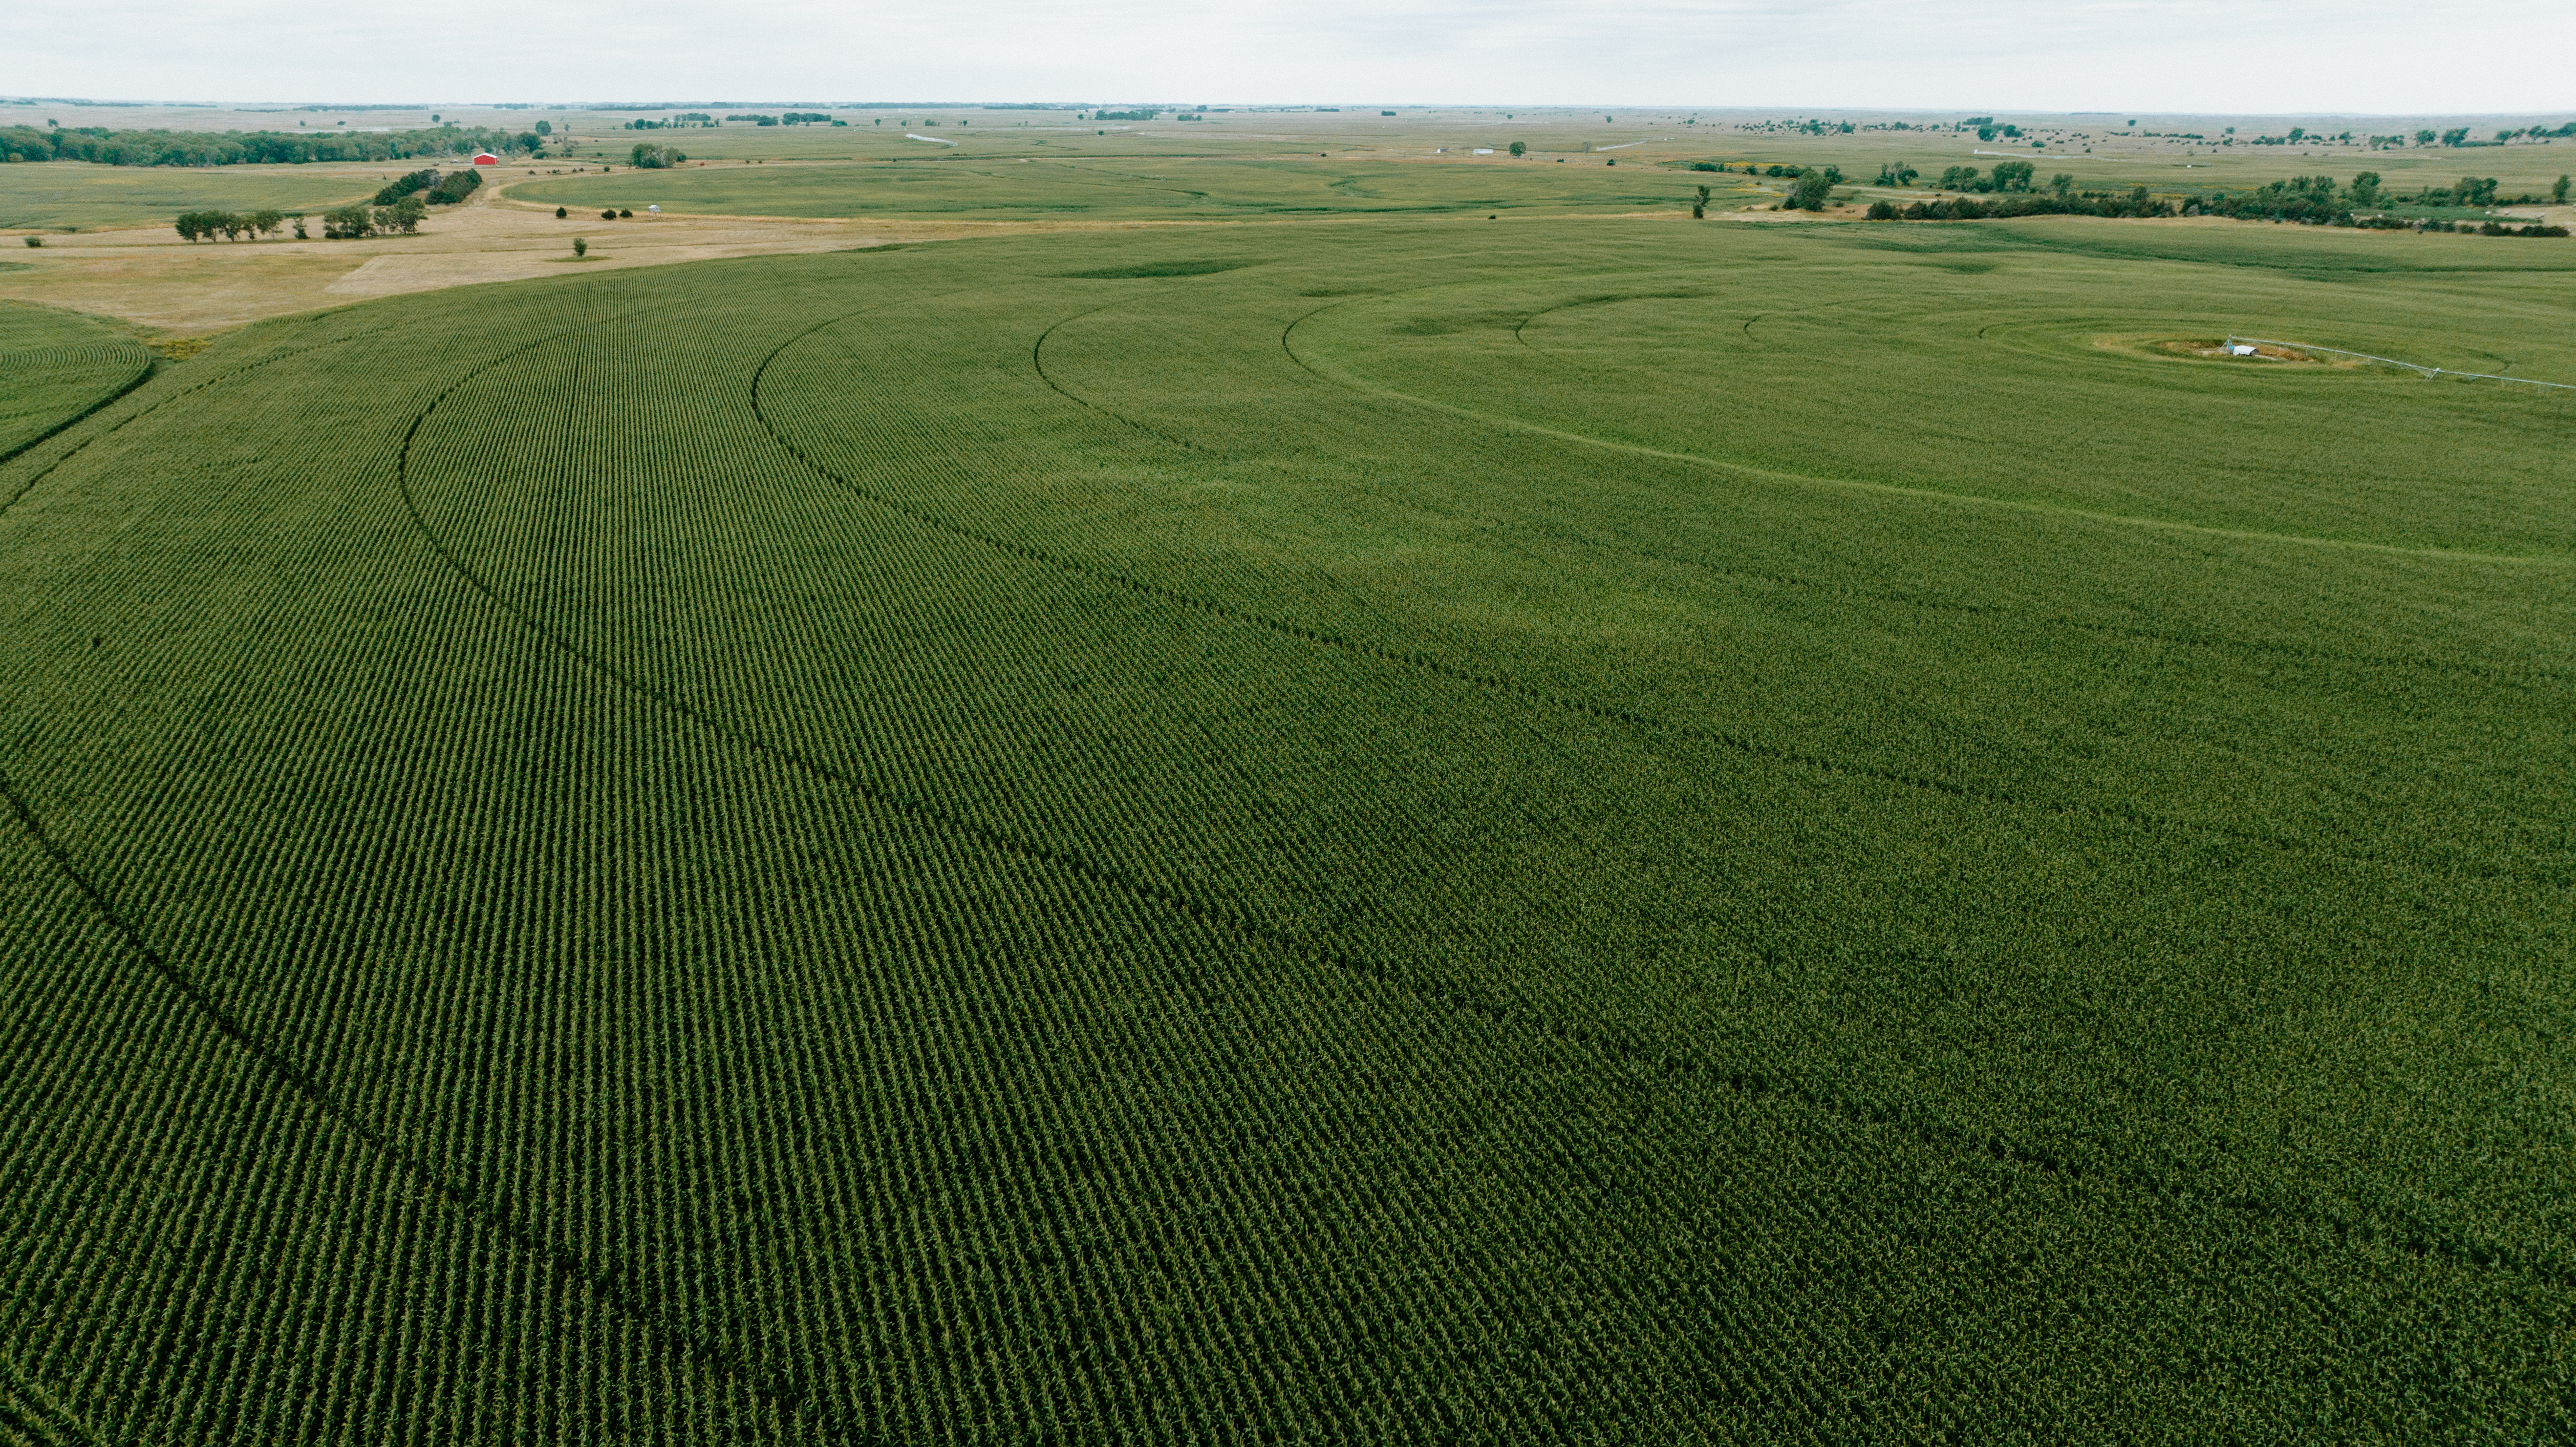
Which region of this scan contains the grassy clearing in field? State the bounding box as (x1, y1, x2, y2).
(0, 213, 2570, 1442)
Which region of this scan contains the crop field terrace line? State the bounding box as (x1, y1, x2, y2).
(375, 303, 2564, 1311)
(1280, 296, 2574, 569)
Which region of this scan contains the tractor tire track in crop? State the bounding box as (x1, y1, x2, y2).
(735, 312, 2566, 1285)
(397, 306, 2576, 1303)
(1030, 301, 1203, 451)
(1284, 302, 2570, 569)
(0, 332, 377, 522)
(0, 316, 857, 1447)
(0, 349, 154, 471)
(1023, 287, 2568, 695)
(766, 303, 2552, 890)
(1248, 282, 2574, 682)
(0, 755, 838, 1443)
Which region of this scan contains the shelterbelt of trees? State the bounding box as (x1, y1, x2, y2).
(1864, 167, 2573, 231)
(0, 124, 548, 168)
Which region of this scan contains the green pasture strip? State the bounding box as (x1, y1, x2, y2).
(0, 163, 380, 232)
(0, 219, 2568, 1440)
(505, 155, 1759, 221)
(0, 302, 150, 460)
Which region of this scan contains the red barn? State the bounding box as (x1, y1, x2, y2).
(472, 152, 499, 166)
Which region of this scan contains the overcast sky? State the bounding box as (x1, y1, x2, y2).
(10, 0, 2570, 115)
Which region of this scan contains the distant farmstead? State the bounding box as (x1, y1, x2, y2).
(472, 152, 500, 166)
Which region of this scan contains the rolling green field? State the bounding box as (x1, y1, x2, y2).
(0, 163, 382, 232)
(1, 211, 2572, 1442)
(0, 301, 149, 457)
(512, 153, 1759, 219)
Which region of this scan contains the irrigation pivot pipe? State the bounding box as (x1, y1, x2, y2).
(2225, 335, 2576, 391)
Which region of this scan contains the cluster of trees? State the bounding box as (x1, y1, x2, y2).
(780, 112, 834, 126)
(2432, 176, 2501, 207)
(1930, 161, 2038, 192)
(629, 144, 686, 169)
(1091, 109, 1157, 121)
(370, 168, 478, 206)
(362, 169, 481, 207)
(1867, 186, 2175, 221)
(1862, 167, 2573, 231)
(2, 123, 544, 168)
(628, 114, 714, 130)
(1693, 161, 1841, 180)
(2202, 174, 2349, 223)
(174, 209, 291, 241)
(320, 197, 426, 237)
(2373, 216, 2573, 235)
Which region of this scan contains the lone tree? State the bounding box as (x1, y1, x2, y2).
(1508, 140, 1524, 157)
(1793, 171, 1834, 210)
(1693, 185, 1709, 219)
(2557, 175, 2572, 204)
(573, 236, 587, 257)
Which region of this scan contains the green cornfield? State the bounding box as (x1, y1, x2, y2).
(0, 214, 2571, 1442)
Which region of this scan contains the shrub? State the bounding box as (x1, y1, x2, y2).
(556, 206, 568, 218)
(602, 209, 618, 220)
(573, 236, 587, 256)
(23, 235, 39, 247)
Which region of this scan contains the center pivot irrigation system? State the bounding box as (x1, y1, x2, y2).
(2225, 335, 2576, 390)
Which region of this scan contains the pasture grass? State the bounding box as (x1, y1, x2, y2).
(0, 162, 382, 231)
(0, 209, 2569, 1441)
